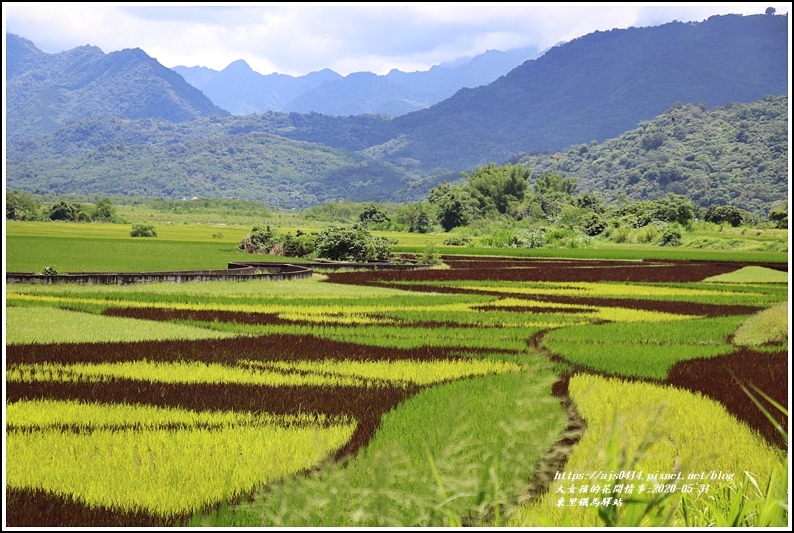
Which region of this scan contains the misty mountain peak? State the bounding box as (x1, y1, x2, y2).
(223, 59, 254, 73)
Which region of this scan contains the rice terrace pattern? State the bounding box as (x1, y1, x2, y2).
(5, 256, 788, 527)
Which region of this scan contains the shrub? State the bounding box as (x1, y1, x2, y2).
(609, 225, 632, 244)
(443, 234, 473, 246)
(545, 228, 594, 249)
(239, 227, 315, 258)
(637, 224, 661, 244)
(41, 266, 60, 276)
(658, 226, 682, 247)
(508, 229, 547, 249)
(583, 213, 608, 236)
(48, 201, 81, 221)
(314, 224, 395, 262)
(417, 242, 443, 265)
(238, 226, 277, 254)
(130, 223, 157, 237)
(279, 231, 316, 258)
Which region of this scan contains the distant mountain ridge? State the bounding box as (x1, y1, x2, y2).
(5, 33, 228, 142)
(384, 13, 789, 170)
(172, 45, 541, 116)
(5, 13, 789, 216)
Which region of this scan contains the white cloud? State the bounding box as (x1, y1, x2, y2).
(3, 2, 790, 76)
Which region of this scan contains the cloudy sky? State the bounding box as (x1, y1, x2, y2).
(4, 2, 791, 77)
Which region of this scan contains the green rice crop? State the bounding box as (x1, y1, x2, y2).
(547, 315, 748, 345)
(5, 307, 236, 345)
(543, 341, 735, 380)
(245, 358, 522, 386)
(5, 233, 788, 527)
(392, 244, 788, 263)
(732, 302, 789, 346)
(209, 365, 567, 527)
(7, 278, 491, 309)
(186, 322, 541, 355)
(5, 234, 258, 272)
(6, 221, 788, 274)
(483, 298, 700, 323)
(8, 359, 521, 388)
(454, 281, 759, 300)
(703, 266, 789, 284)
(393, 280, 786, 307)
(366, 308, 589, 328)
(543, 316, 747, 379)
(5, 220, 250, 242)
(509, 374, 785, 527)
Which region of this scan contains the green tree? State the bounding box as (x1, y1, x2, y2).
(704, 204, 753, 227)
(768, 207, 787, 229)
(428, 182, 478, 231)
(613, 194, 695, 228)
(48, 201, 81, 221)
(397, 202, 434, 233)
(91, 197, 117, 222)
(6, 190, 42, 221)
(464, 163, 530, 215)
(358, 203, 390, 227)
(574, 193, 605, 213)
(533, 173, 577, 196)
(532, 173, 578, 220)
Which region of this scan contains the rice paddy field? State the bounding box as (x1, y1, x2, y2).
(3, 223, 790, 527)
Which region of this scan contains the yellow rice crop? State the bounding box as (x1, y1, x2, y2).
(458, 282, 759, 299)
(8, 358, 521, 388)
(509, 373, 784, 527)
(7, 416, 354, 517)
(245, 358, 522, 386)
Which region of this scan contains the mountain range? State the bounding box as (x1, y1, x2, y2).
(172, 45, 542, 116)
(5, 34, 228, 143)
(4, 12, 790, 215)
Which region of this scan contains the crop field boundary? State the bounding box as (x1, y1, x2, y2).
(5, 260, 432, 285)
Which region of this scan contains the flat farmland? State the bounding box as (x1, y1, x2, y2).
(4, 223, 789, 527)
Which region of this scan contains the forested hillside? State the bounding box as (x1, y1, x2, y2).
(6, 94, 787, 215)
(6, 127, 419, 208)
(518, 95, 788, 217)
